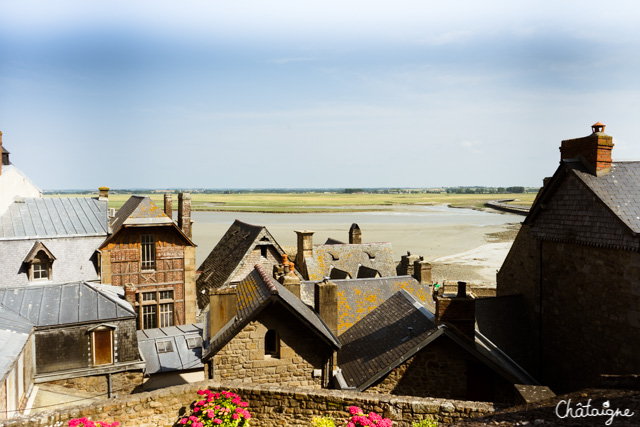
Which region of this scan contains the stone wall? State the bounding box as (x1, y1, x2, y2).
(45, 371, 144, 396)
(213, 303, 332, 388)
(497, 224, 640, 392)
(2, 380, 494, 427)
(230, 246, 282, 283)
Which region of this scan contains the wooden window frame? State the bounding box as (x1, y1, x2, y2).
(141, 234, 156, 271)
(137, 289, 175, 330)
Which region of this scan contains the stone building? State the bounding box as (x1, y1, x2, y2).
(336, 287, 539, 403)
(99, 194, 197, 329)
(0, 281, 145, 398)
(295, 224, 397, 280)
(196, 220, 295, 310)
(496, 123, 640, 392)
(0, 196, 108, 287)
(0, 131, 42, 216)
(203, 264, 341, 389)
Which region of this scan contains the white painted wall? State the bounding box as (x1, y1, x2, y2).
(0, 165, 41, 216)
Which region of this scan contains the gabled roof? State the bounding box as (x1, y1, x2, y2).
(196, 220, 289, 309)
(109, 195, 173, 234)
(203, 264, 340, 361)
(101, 195, 194, 248)
(301, 276, 432, 335)
(304, 241, 396, 281)
(137, 323, 204, 374)
(337, 290, 536, 391)
(23, 241, 56, 263)
(526, 161, 640, 250)
(0, 281, 136, 327)
(0, 197, 107, 240)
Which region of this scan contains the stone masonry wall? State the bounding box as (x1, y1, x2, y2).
(1, 380, 494, 427)
(497, 224, 640, 392)
(367, 337, 468, 400)
(213, 303, 330, 388)
(230, 246, 282, 284)
(45, 371, 144, 396)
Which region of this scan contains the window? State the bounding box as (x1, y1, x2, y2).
(137, 289, 175, 330)
(186, 336, 202, 349)
(92, 328, 114, 366)
(156, 340, 174, 353)
(23, 242, 55, 282)
(141, 234, 156, 270)
(142, 305, 157, 329)
(260, 245, 268, 259)
(265, 330, 280, 358)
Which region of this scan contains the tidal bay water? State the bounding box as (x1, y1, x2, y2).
(191, 205, 522, 267)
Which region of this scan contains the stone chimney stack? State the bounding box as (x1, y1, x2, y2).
(98, 187, 109, 203)
(163, 193, 173, 220)
(178, 192, 192, 239)
(413, 257, 432, 285)
(560, 122, 614, 176)
(209, 287, 237, 339)
(315, 278, 338, 336)
(275, 254, 301, 297)
(398, 251, 420, 276)
(349, 223, 361, 244)
(294, 230, 314, 279)
(435, 281, 476, 341)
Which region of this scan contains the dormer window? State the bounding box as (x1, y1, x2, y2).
(23, 242, 55, 282)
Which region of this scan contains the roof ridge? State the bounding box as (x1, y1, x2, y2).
(254, 264, 278, 295)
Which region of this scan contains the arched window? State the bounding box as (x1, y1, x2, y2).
(265, 330, 280, 358)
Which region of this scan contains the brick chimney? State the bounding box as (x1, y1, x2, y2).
(164, 193, 173, 219)
(209, 287, 237, 339)
(315, 278, 338, 336)
(294, 230, 314, 279)
(178, 192, 192, 239)
(98, 187, 109, 203)
(435, 281, 476, 341)
(560, 122, 614, 176)
(349, 223, 361, 244)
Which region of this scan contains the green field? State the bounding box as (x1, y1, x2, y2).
(45, 191, 538, 213)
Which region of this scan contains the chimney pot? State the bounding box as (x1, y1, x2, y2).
(98, 187, 109, 202)
(592, 122, 606, 134)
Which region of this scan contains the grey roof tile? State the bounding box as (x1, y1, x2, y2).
(0, 197, 108, 239)
(136, 323, 204, 374)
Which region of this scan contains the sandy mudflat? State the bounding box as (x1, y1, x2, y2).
(193, 211, 522, 288)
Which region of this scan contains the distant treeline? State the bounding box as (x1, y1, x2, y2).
(445, 186, 537, 194)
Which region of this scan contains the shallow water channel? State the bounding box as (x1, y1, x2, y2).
(191, 205, 522, 266)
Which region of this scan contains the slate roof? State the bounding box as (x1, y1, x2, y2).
(304, 242, 396, 281)
(300, 276, 432, 335)
(0, 197, 108, 239)
(196, 220, 289, 309)
(137, 323, 204, 374)
(0, 281, 136, 327)
(337, 290, 536, 391)
(203, 264, 340, 361)
(0, 305, 34, 382)
(109, 195, 173, 234)
(526, 161, 640, 250)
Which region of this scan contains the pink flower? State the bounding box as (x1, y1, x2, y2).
(369, 412, 382, 423)
(179, 419, 188, 425)
(197, 389, 205, 395)
(213, 419, 222, 425)
(349, 406, 364, 415)
(240, 401, 248, 407)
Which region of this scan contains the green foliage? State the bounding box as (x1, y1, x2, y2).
(310, 416, 336, 427)
(412, 419, 439, 427)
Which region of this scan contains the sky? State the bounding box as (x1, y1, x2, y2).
(2, 1, 640, 190)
